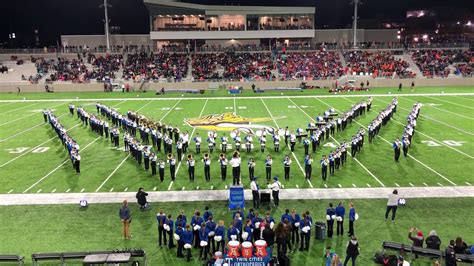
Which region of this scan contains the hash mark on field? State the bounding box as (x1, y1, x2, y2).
(281, 184, 285, 188)
(296, 184, 299, 189)
(182, 186, 185, 191)
(124, 187, 128, 192)
(423, 182, 428, 187)
(196, 186, 200, 190)
(66, 188, 71, 193)
(36, 189, 42, 193)
(395, 183, 400, 187)
(225, 185, 228, 189)
(211, 185, 214, 190)
(307, 179, 314, 188)
(437, 183, 443, 187)
(465, 182, 472, 186)
(338, 184, 342, 188)
(167, 181, 174, 191)
(324, 184, 328, 188)
(7, 190, 13, 194)
(366, 184, 371, 188)
(109, 188, 114, 192)
(153, 186, 157, 191)
(409, 183, 415, 187)
(51, 189, 56, 193)
(352, 184, 357, 188)
(80, 188, 85, 193)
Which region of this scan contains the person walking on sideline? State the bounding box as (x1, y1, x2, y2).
(385, 189, 400, 222)
(119, 200, 131, 240)
(343, 236, 359, 266)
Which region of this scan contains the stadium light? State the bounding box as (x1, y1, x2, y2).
(467, 21, 472, 26)
(413, 37, 419, 42)
(422, 34, 428, 40)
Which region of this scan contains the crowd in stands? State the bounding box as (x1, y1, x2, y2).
(122, 52, 188, 82)
(344, 50, 415, 78)
(277, 51, 343, 80)
(192, 52, 275, 81)
(455, 63, 473, 77)
(411, 49, 471, 77)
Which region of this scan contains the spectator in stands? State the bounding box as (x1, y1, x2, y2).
(119, 200, 132, 240)
(445, 240, 457, 266)
(408, 227, 424, 247)
(135, 187, 149, 211)
(425, 230, 441, 250)
(454, 237, 468, 254)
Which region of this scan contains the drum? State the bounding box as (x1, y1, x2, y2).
(230, 131, 237, 139)
(227, 240, 240, 258)
(254, 240, 268, 257)
(241, 241, 253, 258)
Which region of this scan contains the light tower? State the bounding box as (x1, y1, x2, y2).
(100, 0, 112, 52)
(351, 0, 361, 48)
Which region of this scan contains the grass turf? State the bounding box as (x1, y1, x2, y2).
(0, 87, 473, 194)
(0, 198, 473, 265)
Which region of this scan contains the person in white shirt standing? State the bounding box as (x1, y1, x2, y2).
(385, 190, 400, 222)
(230, 151, 242, 185)
(251, 177, 259, 209)
(267, 176, 282, 207)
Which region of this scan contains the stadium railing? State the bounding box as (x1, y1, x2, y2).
(0, 255, 24, 265)
(382, 241, 474, 263)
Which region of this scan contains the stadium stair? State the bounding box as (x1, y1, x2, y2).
(399, 52, 424, 78)
(1, 61, 38, 84)
(338, 49, 347, 69)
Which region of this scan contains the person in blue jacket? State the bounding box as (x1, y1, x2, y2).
(191, 211, 204, 248)
(335, 202, 346, 236)
(165, 214, 176, 249)
(243, 219, 254, 242)
(281, 209, 292, 223)
(203, 206, 213, 221)
(290, 209, 301, 245)
(299, 213, 312, 251)
(215, 220, 226, 252)
(198, 222, 210, 260)
(233, 207, 243, 220)
(175, 214, 186, 230)
(348, 202, 356, 237)
(227, 224, 239, 242)
(182, 225, 194, 262)
(175, 223, 185, 258)
(252, 212, 263, 241)
(326, 203, 336, 238)
(232, 214, 243, 242)
(205, 216, 217, 254)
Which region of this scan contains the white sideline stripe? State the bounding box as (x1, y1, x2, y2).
(0, 122, 82, 168)
(260, 98, 313, 188)
(0, 112, 69, 142)
(424, 96, 474, 110)
(1, 102, 39, 114)
(0, 102, 65, 127)
(22, 136, 101, 193)
(343, 97, 458, 186)
(294, 97, 385, 187)
(388, 97, 474, 136)
(373, 99, 474, 159)
(167, 181, 174, 191)
(409, 183, 415, 187)
(173, 99, 208, 189)
(66, 189, 71, 193)
(80, 188, 85, 193)
(2, 92, 474, 103)
(97, 100, 178, 192)
(7, 190, 13, 194)
(466, 182, 472, 186)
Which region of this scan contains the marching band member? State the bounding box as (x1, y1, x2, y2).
(299, 213, 311, 251)
(150, 152, 157, 175)
(341, 141, 348, 166)
(191, 211, 204, 248)
(219, 153, 227, 181)
(156, 130, 162, 152)
(248, 158, 256, 181)
(69, 103, 75, 116)
(321, 155, 329, 181)
(243, 219, 253, 242)
(221, 134, 228, 153)
(194, 133, 201, 154)
(207, 134, 215, 153)
(230, 151, 241, 185)
(143, 146, 150, 171)
(198, 223, 210, 260)
(273, 132, 280, 152)
(227, 223, 238, 242)
(304, 155, 312, 180)
(393, 138, 402, 162)
(303, 138, 310, 155)
(260, 134, 266, 153)
(265, 155, 273, 181)
(205, 216, 217, 254)
(296, 128, 304, 143)
(245, 134, 253, 153)
(158, 158, 165, 181)
(187, 154, 195, 181)
(215, 220, 226, 252)
(290, 131, 296, 151)
(203, 153, 211, 181)
(267, 176, 282, 207)
(402, 135, 410, 157)
(284, 126, 290, 146)
(251, 177, 259, 209)
(182, 225, 193, 262)
(176, 140, 183, 161)
(234, 133, 241, 152)
(73, 152, 81, 174)
(351, 135, 358, 157)
(182, 131, 189, 153)
(136, 143, 143, 165)
(329, 152, 335, 176)
(311, 131, 318, 153)
(334, 148, 341, 170)
(283, 155, 292, 180)
(168, 154, 176, 181)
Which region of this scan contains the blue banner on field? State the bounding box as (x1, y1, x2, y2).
(229, 186, 245, 210)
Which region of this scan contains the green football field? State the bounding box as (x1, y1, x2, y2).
(0, 87, 473, 194)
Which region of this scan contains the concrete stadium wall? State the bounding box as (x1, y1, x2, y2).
(1, 77, 472, 93)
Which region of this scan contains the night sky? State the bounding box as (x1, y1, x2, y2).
(2, 0, 473, 47)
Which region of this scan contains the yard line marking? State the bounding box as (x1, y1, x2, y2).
(381, 97, 474, 136)
(0, 122, 82, 168)
(412, 98, 474, 120)
(260, 98, 313, 187)
(424, 96, 474, 110)
(409, 183, 415, 187)
(153, 186, 157, 191)
(344, 97, 458, 186)
(22, 136, 100, 193)
(173, 99, 208, 188)
(124, 187, 128, 192)
(135, 100, 153, 111)
(324, 184, 328, 188)
(0, 102, 65, 127)
(437, 182, 443, 187)
(109, 188, 114, 192)
(4, 92, 474, 103)
(95, 155, 130, 192)
(167, 181, 174, 191)
(366, 184, 371, 188)
(51, 189, 56, 193)
(395, 183, 400, 187)
(352, 184, 357, 188)
(0, 112, 68, 142)
(338, 184, 342, 188)
(423, 182, 428, 187)
(452, 95, 474, 102)
(293, 97, 385, 187)
(182, 186, 185, 191)
(36, 189, 42, 193)
(80, 188, 85, 193)
(465, 182, 472, 186)
(7, 190, 13, 194)
(1, 102, 39, 115)
(373, 99, 474, 159)
(66, 188, 71, 193)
